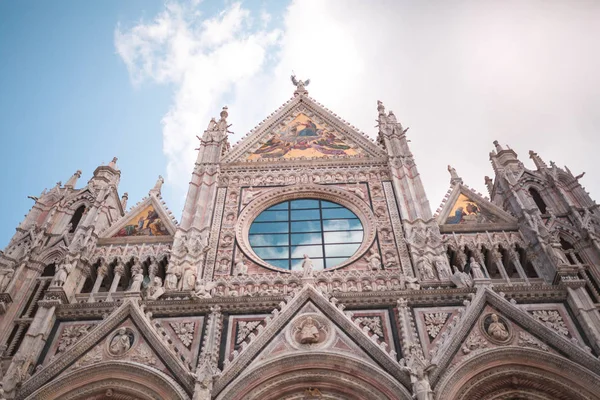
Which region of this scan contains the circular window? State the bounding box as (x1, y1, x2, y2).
(248, 199, 364, 271)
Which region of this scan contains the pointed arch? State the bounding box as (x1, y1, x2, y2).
(216, 352, 411, 400)
(528, 187, 547, 214)
(434, 347, 600, 400)
(23, 361, 190, 400)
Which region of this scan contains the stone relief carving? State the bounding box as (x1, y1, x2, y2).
(56, 324, 93, 355)
(518, 331, 549, 352)
(424, 313, 448, 340)
(170, 322, 195, 348)
(236, 321, 262, 345)
(461, 331, 488, 355)
(358, 316, 384, 337)
(483, 313, 511, 343)
(531, 310, 570, 337)
(289, 314, 331, 349)
(107, 327, 134, 356)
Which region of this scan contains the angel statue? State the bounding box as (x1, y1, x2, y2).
(291, 74, 310, 88)
(193, 280, 217, 299)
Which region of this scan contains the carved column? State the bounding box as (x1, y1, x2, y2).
(508, 247, 530, 284)
(193, 306, 223, 400)
(489, 245, 510, 283)
(106, 261, 124, 302)
(87, 263, 108, 303)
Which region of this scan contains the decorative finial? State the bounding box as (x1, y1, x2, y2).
(65, 170, 82, 188)
(484, 176, 494, 195)
(108, 157, 118, 170)
(493, 140, 504, 152)
(528, 150, 547, 170)
(150, 175, 164, 195)
(291, 74, 310, 96)
(121, 192, 128, 210)
(448, 165, 462, 185)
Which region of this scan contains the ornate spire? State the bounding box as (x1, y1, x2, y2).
(108, 157, 119, 170)
(529, 150, 548, 170)
(448, 165, 463, 185)
(150, 175, 164, 196)
(64, 170, 82, 188)
(493, 140, 504, 152)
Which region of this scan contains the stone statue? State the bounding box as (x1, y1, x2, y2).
(129, 264, 144, 292)
(487, 313, 509, 341)
(450, 265, 473, 288)
(405, 275, 421, 290)
(434, 257, 451, 279)
(180, 263, 197, 291)
(0, 267, 14, 292)
(302, 254, 314, 277)
(298, 317, 320, 344)
(193, 361, 216, 400)
(412, 368, 435, 400)
(418, 256, 436, 280)
(147, 277, 164, 300)
(194, 280, 217, 299)
(109, 328, 132, 356)
(366, 249, 383, 270)
(469, 257, 486, 279)
(233, 256, 248, 276)
(548, 235, 570, 266)
(164, 263, 181, 291)
(52, 255, 75, 287)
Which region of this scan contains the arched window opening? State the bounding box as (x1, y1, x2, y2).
(41, 263, 56, 277)
(6, 268, 53, 357)
(560, 237, 584, 265)
(445, 247, 456, 270)
(69, 205, 86, 232)
(463, 246, 474, 275)
(79, 261, 99, 294)
(482, 246, 502, 278)
(528, 188, 547, 214)
(500, 245, 519, 278)
(516, 245, 538, 278)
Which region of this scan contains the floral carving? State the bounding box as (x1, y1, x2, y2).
(462, 331, 488, 354)
(170, 322, 195, 348)
(73, 345, 103, 369)
(236, 320, 262, 345)
(531, 310, 569, 337)
(360, 316, 384, 337)
(56, 324, 92, 354)
(130, 344, 157, 366)
(518, 331, 549, 352)
(424, 313, 448, 339)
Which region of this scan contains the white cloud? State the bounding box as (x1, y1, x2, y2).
(117, 0, 600, 216)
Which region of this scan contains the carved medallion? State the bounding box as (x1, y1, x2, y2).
(287, 313, 332, 349)
(480, 313, 512, 345)
(106, 327, 135, 357)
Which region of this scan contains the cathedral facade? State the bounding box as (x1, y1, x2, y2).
(0, 80, 599, 399)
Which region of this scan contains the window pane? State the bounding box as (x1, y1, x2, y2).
(291, 233, 322, 245)
(267, 202, 289, 211)
(254, 210, 288, 222)
(324, 243, 360, 258)
(254, 247, 289, 259)
(323, 219, 362, 231)
(325, 257, 347, 268)
(291, 258, 324, 271)
(291, 199, 319, 209)
(291, 209, 320, 221)
(291, 221, 321, 232)
(321, 201, 342, 208)
(324, 231, 363, 244)
(249, 234, 289, 247)
(291, 245, 323, 258)
(250, 222, 289, 234)
(323, 208, 356, 219)
(265, 259, 290, 269)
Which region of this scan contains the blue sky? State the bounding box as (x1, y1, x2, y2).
(1, 0, 599, 247)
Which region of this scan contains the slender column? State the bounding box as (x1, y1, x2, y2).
(508, 247, 530, 284)
(105, 261, 124, 302)
(489, 246, 510, 283)
(87, 264, 108, 303)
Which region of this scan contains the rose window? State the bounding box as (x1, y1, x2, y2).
(248, 199, 364, 271)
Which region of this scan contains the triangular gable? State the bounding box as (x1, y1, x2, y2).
(19, 299, 194, 398)
(212, 284, 409, 395)
(437, 184, 518, 232)
(100, 194, 177, 240)
(223, 94, 386, 163)
(429, 288, 600, 384)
